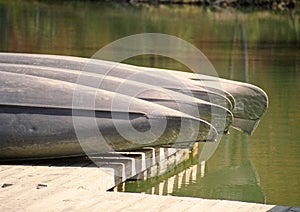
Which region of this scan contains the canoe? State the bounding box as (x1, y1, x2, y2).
(0, 53, 233, 110)
(149, 70, 268, 135)
(0, 53, 268, 134)
(82, 58, 267, 135)
(120, 65, 268, 135)
(0, 63, 233, 133)
(0, 71, 218, 160)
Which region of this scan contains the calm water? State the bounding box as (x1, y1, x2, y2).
(1, 0, 299, 207)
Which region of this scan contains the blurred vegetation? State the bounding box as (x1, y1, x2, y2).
(130, 0, 297, 10)
(0, 0, 299, 59)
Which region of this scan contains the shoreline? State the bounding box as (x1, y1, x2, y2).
(19, 0, 299, 10)
(112, 0, 298, 10)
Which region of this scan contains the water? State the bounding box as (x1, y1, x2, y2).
(0, 0, 299, 207)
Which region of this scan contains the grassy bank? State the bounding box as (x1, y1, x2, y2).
(129, 0, 297, 9)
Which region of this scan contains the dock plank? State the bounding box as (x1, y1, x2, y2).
(14, 192, 277, 212)
(1, 147, 299, 212)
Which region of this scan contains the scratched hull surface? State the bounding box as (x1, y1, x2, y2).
(86, 58, 267, 134)
(0, 72, 218, 160)
(0, 53, 268, 134)
(160, 71, 268, 134)
(0, 63, 232, 133)
(0, 53, 232, 110)
(96, 59, 268, 126)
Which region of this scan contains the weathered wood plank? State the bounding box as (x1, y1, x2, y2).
(1, 146, 298, 212)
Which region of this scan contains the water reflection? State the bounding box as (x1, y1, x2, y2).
(0, 0, 299, 207)
(123, 132, 265, 204)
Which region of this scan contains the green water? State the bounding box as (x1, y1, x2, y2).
(0, 0, 299, 207)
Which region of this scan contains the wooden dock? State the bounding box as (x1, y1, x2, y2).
(1, 189, 295, 212)
(1, 147, 299, 212)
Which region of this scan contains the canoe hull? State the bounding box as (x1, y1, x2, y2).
(0, 52, 268, 135)
(0, 105, 215, 160)
(0, 53, 233, 110)
(0, 63, 232, 134)
(0, 71, 218, 160)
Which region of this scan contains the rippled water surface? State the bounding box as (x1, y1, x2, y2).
(0, 0, 299, 207)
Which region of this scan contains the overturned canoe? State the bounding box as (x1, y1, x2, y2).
(149, 70, 268, 135)
(0, 53, 233, 110)
(83, 58, 267, 135)
(0, 53, 268, 134)
(0, 63, 233, 133)
(0, 71, 218, 160)
(88, 59, 268, 134)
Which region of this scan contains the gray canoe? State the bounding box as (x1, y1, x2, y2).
(0, 53, 268, 134)
(86, 59, 268, 134)
(156, 71, 268, 135)
(0, 53, 233, 110)
(0, 63, 233, 134)
(80, 58, 267, 135)
(0, 72, 218, 160)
